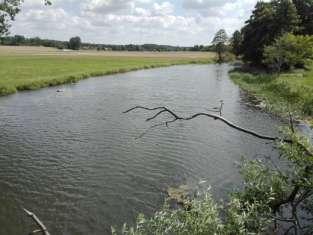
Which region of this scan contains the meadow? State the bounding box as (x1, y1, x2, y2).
(0, 46, 214, 96)
(230, 64, 313, 124)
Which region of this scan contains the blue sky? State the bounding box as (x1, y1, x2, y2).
(10, 0, 260, 46)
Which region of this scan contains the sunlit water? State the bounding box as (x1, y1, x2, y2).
(0, 64, 283, 234)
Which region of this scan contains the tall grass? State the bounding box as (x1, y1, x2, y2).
(230, 68, 313, 118)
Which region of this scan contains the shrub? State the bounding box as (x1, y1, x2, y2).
(263, 33, 313, 72)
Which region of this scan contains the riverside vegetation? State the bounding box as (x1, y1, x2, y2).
(230, 33, 313, 126)
(230, 64, 313, 125)
(229, 1, 313, 124)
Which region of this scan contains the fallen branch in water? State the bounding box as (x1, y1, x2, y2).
(23, 208, 50, 235)
(124, 106, 287, 141)
(124, 106, 313, 157)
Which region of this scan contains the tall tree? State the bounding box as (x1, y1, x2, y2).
(241, 2, 275, 64)
(231, 30, 242, 57)
(0, 0, 51, 36)
(273, 0, 300, 33)
(292, 0, 313, 35)
(212, 29, 228, 63)
(68, 36, 81, 50)
(241, 0, 300, 64)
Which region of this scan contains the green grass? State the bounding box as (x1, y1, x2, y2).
(0, 51, 213, 96)
(230, 64, 313, 124)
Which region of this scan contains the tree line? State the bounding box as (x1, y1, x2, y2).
(230, 0, 313, 71)
(0, 34, 215, 52)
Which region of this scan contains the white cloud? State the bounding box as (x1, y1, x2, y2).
(152, 2, 174, 16)
(83, 0, 134, 14)
(9, 0, 261, 46)
(182, 0, 236, 9)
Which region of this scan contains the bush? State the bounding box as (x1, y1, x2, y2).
(112, 192, 271, 235)
(263, 33, 313, 72)
(113, 194, 224, 235)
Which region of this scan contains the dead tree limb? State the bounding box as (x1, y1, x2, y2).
(124, 106, 313, 157)
(124, 106, 288, 142)
(23, 208, 50, 235)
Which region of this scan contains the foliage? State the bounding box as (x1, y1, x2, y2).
(189, 44, 215, 52)
(0, 0, 22, 36)
(212, 29, 228, 63)
(0, 0, 51, 36)
(292, 0, 313, 35)
(230, 30, 242, 57)
(263, 33, 313, 72)
(112, 192, 274, 235)
(230, 66, 313, 117)
(0, 35, 210, 52)
(0, 34, 69, 48)
(236, 0, 313, 66)
(112, 194, 224, 235)
(235, 131, 313, 234)
(212, 29, 228, 45)
(114, 130, 313, 235)
(240, 0, 300, 64)
(68, 36, 81, 50)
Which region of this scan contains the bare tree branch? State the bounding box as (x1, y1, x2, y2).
(124, 106, 313, 158)
(23, 208, 50, 235)
(124, 106, 288, 142)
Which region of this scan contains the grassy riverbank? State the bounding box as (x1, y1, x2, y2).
(230, 64, 313, 126)
(0, 46, 214, 96)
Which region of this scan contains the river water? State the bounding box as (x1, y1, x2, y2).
(0, 64, 283, 234)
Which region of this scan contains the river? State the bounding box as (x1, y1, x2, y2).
(0, 64, 283, 234)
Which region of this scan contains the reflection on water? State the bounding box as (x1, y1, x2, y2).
(0, 64, 282, 234)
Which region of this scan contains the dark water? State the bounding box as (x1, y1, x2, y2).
(0, 64, 282, 234)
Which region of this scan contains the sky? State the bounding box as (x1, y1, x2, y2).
(10, 0, 260, 46)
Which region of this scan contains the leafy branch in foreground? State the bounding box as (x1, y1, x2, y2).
(116, 106, 313, 234)
(0, 0, 51, 36)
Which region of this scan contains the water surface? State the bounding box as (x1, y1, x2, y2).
(0, 64, 282, 234)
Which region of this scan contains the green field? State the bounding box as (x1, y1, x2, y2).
(230, 64, 313, 124)
(0, 46, 214, 96)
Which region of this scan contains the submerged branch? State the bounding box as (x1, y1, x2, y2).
(23, 208, 50, 235)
